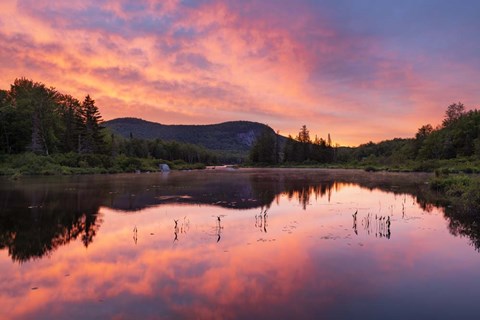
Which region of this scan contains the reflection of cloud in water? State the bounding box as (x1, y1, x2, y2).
(3, 194, 475, 320)
(1, 169, 480, 319)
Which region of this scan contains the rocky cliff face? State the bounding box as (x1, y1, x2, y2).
(235, 130, 257, 148)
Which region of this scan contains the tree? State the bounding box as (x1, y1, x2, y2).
(415, 124, 433, 140)
(296, 125, 311, 143)
(443, 102, 465, 127)
(249, 130, 277, 164)
(283, 135, 296, 162)
(0, 89, 10, 153)
(58, 94, 83, 153)
(80, 95, 105, 154)
(5, 78, 62, 155)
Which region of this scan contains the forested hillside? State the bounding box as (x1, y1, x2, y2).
(104, 117, 277, 153)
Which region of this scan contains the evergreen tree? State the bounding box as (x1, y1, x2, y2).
(296, 125, 311, 143)
(80, 95, 105, 154)
(58, 94, 83, 153)
(296, 125, 312, 160)
(0, 89, 10, 153)
(249, 130, 277, 164)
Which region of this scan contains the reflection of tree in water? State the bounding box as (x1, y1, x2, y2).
(249, 171, 480, 251)
(444, 208, 480, 251)
(0, 184, 104, 263)
(284, 183, 337, 210)
(386, 180, 480, 252)
(1, 169, 480, 261)
(345, 174, 480, 251)
(249, 173, 338, 210)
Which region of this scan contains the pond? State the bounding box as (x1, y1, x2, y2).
(1, 168, 480, 319)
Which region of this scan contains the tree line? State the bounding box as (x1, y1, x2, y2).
(249, 102, 480, 169)
(0, 78, 105, 155)
(332, 102, 480, 171)
(249, 124, 335, 164)
(0, 78, 218, 166)
(2, 78, 477, 170)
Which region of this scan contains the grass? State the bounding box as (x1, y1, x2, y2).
(0, 153, 206, 176)
(245, 156, 480, 174)
(429, 173, 480, 214)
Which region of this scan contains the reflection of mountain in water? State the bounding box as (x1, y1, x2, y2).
(1, 169, 479, 262)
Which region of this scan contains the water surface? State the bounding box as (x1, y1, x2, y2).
(1, 169, 479, 319)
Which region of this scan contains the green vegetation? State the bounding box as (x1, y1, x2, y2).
(104, 117, 276, 161)
(248, 125, 334, 165)
(248, 102, 480, 174)
(0, 78, 214, 175)
(0, 153, 205, 176)
(335, 102, 480, 172)
(430, 174, 480, 213)
(246, 102, 480, 216)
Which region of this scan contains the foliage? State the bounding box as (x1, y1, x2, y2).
(430, 174, 480, 215)
(331, 102, 480, 171)
(104, 117, 276, 156)
(282, 126, 334, 164)
(80, 95, 105, 154)
(0, 78, 220, 174)
(249, 129, 278, 164)
(443, 102, 465, 127)
(0, 153, 206, 176)
(0, 78, 105, 156)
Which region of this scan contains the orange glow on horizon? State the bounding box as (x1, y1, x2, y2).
(1, 0, 479, 146)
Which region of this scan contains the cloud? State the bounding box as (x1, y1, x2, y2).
(0, 0, 479, 145)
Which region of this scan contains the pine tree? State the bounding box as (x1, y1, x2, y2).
(80, 95, 105, 154)
(249, 129, 277, 164)
(58, 94, 83, 153)
(296, 125, 311, 143)
(0, 89, 11, 153)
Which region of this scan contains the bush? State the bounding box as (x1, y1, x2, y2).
(114, 155, 142, 171)
(413, 160, 438, 172)
(51, 152, 80, 167)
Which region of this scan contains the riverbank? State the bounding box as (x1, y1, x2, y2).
(243, 162, 480, 215)
(245, 156, 480, 174)
(0, 153, 206, 177)
(2, 153, 479, 211)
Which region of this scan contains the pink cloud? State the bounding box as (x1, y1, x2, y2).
(0, 0, 479, 145)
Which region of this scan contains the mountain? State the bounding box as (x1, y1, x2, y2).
(104, 117, 278, 153)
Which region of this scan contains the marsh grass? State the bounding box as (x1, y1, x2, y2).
(0, 153, 206, 176)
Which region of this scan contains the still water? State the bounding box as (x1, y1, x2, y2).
(1, 168, 480, 319)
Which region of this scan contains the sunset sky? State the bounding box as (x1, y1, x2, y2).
(1, 0, 479, 146)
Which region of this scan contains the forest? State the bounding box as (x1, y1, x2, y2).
(1, 78, 480, 176)
(249, 102, 480, 173)
(247, 103, 480, 213)
(338, 102, 480, 172)
(0, 78, 219, 174)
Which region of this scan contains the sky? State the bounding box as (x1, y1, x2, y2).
(0, 0, 479, 146)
